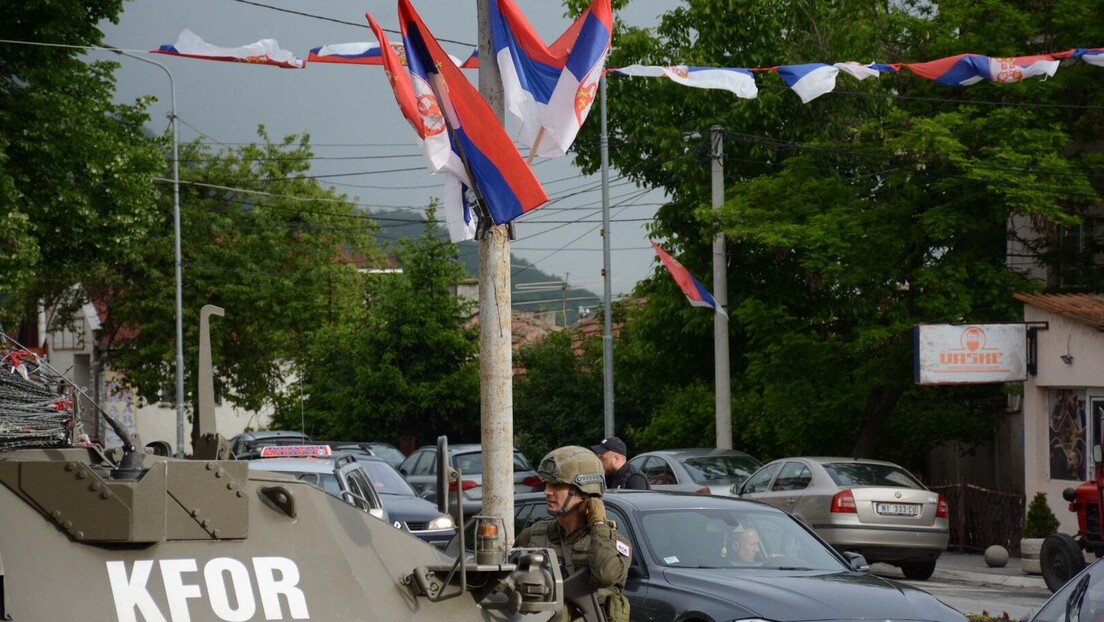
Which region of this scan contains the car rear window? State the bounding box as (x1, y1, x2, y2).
(682, 455, 761, 483)
(822, 463, 923, 488)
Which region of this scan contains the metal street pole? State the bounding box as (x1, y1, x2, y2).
(600, 76, 614, 438)
(112, 49, 185, 457)
(711, 125, 731, 450)
(477, 0, 515, 543)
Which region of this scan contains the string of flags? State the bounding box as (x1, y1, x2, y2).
(148, 1, 1101, 311)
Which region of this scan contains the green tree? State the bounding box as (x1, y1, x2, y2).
(514, 330, 604, 460)
(0, 0, 165, 328)
(574, 0, 1102, 465)
(273, 216, 481, 444)
(90, 129, 379, 413)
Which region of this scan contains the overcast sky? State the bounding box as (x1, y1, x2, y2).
(96, 0, 677, 303)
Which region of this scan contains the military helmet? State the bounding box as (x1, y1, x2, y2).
(538, 445, 606, 497)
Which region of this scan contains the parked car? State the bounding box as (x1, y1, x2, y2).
(358, 455, 457, 548)
(452, 491, 965, 622)
(1029, 557, 1104, 622)
(628, 448, 762, 494)
(316, 440, 405, 468)
(736, 456, 949, 580)
(398, 443, 541, 520)
(245, 444, 387, 521)
(228, 429, 310, 457)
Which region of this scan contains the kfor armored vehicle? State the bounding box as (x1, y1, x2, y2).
(0, 305, 599, 621)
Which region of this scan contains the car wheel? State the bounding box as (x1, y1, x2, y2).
(1041, 533, 1086, 593)
(900, 560, 936, 581)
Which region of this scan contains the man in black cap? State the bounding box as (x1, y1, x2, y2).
(592, 437, 650, 490)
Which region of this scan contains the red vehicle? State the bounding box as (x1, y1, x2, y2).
(1041, 448, 1104, 592)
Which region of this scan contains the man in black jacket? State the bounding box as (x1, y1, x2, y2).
(592, 437, 650, 490)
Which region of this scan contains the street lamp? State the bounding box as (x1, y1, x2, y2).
(110, 48, 185, 457)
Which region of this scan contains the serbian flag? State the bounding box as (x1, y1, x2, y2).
(308, 41, 474, 68)
(369, 1, 546, 230)
(902, 53, 1060, 86)
(366, 14, 475, 241)
(651, 242, 726, 317)
(490, 0, 612, 158)
(775, 63, 840, 103)
(153, 28, 305, 68)
(612, 65, 758, 99)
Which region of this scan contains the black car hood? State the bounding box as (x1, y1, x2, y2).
(380, 494, 448, 524)
(658, 567, 963, 622)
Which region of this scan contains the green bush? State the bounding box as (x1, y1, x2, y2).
(1022, 492, 1060, 538)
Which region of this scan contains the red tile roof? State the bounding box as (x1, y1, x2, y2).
(1013, 293, 1104, 330)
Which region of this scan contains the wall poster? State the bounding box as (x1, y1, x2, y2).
(1049, 388, 1087, 481)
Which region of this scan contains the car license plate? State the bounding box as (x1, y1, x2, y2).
(875, 503, 919, 517)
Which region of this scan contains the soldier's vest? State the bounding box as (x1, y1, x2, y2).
(528, 521, 629, 622)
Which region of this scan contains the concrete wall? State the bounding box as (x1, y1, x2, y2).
(1023, 306, 1104, 535)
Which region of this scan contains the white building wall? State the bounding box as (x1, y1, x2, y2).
(1023, 306, 1104, 535)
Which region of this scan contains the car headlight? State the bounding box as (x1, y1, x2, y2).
(429, 515, 456, 530)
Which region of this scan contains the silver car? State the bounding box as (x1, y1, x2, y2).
(628, 448, 763, 494)
(737, 456, 949, 580)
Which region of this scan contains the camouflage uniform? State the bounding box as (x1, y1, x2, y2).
(516, 518, 630, 622)
(517, 446, 631, 622)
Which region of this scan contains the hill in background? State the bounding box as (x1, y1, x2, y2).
(371, 209, 601, 326)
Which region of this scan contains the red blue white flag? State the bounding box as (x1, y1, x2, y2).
(489, 0, 612, 158)
(902, 53, 1060, 86)
(369, 1, 547, 231)
(154, 28, 305, 69)
(612, 65, 757, 99)
(651, 242, 727, 317)
(308, 41, 473, 68)
(366, 14, 474, 241)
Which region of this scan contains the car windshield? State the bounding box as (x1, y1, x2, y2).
(681, 455, 761, 483)
(823, 463, 923, 488)
(1031, 561, 1104, 622)
(452, 451, 532, 475)
(639, 507, 846, 571)
(361, 460, 417, 496)
(370, 444, 406, 465)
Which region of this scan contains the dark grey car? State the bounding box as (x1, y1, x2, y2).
(359, 455, 457, 548)
(398, 443, 541, 520)
(495, 491, 966, 622)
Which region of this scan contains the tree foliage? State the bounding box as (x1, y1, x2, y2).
(514, 330, 604, 460)
(272, 217, 481, 444)
(90, 129, 379, 413)
(0, 0, 164, 329)
(574, 0, 1103, 467)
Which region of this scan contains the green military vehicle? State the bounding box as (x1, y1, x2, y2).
(0, 305, 599, 621)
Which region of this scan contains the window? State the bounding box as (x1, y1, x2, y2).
(742, 463, 782, 494)
(637, 457, 676, 486)
(413, 450, 437, 476)
(772, 462, 812, 492)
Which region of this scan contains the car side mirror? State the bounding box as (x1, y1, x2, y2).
(627, 564, 645, 579)
(730, 482, 744, 496)
(842, 551, 870, 572)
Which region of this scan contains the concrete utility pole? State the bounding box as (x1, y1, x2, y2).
(711, 125, 731, 450)
(476, 0, 515, 543)
(600, 76, 615, 438)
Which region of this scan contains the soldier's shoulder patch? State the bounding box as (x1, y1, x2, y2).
(616, 539, 631, 557)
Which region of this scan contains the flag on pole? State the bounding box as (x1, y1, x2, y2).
(651, 242, 727, 317)
(489, 0, 612, 158)
(154, 28, 305, 68)
(366, 14, 475, 241)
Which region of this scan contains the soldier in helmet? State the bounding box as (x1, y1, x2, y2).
(516, 446, 631, 622)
